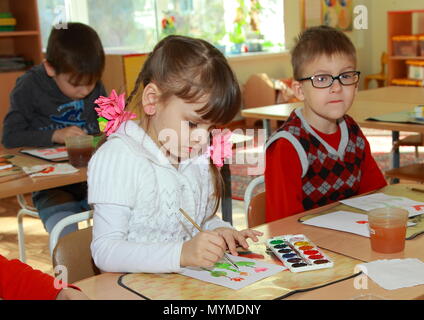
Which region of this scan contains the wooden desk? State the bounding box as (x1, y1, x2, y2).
(241, 97, 424, 169)
(75, 184, 424, 300)
(242, 100, 424, 135)
(355, 86, 424, 104)
(0, 148, 87, 200)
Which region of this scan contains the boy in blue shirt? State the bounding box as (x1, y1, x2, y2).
(2, 23, 106, 238)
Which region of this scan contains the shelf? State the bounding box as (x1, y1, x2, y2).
(390, 56, 424, 60)
(391, 78, 423, 86)
(0, 30, 39, 38)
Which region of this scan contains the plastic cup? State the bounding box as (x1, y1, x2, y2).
(368, 207, 409, 254)
(65, 135, 94, 168)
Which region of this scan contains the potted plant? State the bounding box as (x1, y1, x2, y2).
(245, 0, 264, 52)
(228, 0, 247, 54)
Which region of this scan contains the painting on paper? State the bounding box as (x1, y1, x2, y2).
(180, 255, 286, 290)
(322, 0, 353, 31)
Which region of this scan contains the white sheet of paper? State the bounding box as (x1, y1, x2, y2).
(179, 255, 286, 290)
(358, 259, 424, 290)
(21, 147, 68, 160)
(303, 211, 416, 238)
(340, 193, 424, 217)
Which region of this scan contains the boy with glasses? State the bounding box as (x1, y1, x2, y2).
(264, 26, 387, 222)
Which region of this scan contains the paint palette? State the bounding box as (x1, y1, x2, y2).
(267, 234, 334, 273)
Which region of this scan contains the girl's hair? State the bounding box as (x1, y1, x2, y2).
(127, 35, 241, 215)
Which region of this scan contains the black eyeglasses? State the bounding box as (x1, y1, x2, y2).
(297, 71, 361, 88)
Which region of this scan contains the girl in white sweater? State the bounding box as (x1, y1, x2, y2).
(88, 35, 262, 273)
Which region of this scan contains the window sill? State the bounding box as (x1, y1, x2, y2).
(226, 49, 290, 62)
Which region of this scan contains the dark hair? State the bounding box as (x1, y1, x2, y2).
(291, 25, 357, 80)
(127, 35, 242, 215)
(46, 22, 105, 85)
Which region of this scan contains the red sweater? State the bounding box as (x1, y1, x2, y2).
(265, 125, 387, 223)
(0, 255, 79, 300)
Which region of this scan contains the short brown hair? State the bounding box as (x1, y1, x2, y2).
(46, 22, 105, 85)
(291, 25, 356, 80)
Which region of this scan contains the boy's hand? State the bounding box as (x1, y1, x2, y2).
(213, 227, 263, 256)
(52, 126, 87, 144)
(180, 231, 226, 268)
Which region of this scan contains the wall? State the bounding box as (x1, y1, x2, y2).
(103, 1, 424, 94)
(277, 0, 424, 89)
(228, 52, 292, 85)
(369, 0, 424, 75)
(231, 0, 374, 88)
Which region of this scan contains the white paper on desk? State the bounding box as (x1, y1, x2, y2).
(22, 164, 78, 177)
(340, 193, 424, 217)
(303, 211, 416, 238)
(358, 259, 424, 290)
(21, 147, 68, 161)
(180, 255, 286, 290)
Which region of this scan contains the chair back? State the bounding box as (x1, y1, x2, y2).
(247, 191, 266, 228)
(52, 226, 100, 284)
(380, 52, 388, 74)
(243, 73, 276, 108)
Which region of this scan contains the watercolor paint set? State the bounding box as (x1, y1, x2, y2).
(267, 234, 334, 273)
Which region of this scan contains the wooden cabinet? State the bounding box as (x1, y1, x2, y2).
(0, 0, 42, 129)
(387, 10, 424, 87)
(102, 53, 148, 97)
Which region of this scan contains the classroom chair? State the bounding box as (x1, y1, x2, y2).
(17, 195, 92, 263)
(243, 176, 266, 228)
(364, 52, 388, 90)
(17, 194, 40, 263)
(51, 210, 100, 284)
(393, 134, 423, 160)
(385, 163, 424, 184)
(242, 74, 297, 130)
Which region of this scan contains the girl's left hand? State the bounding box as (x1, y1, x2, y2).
(213, 228, 263, 256)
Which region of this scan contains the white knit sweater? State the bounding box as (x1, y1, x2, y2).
(87, 120, 232, 273)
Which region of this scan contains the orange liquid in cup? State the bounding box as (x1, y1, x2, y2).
(369, 225, 407, 253)
(67, 146, 94, 168)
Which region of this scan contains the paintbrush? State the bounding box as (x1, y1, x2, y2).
(179, 208, 239, 270)
(408, 187, 424, 194)
(285, 241, 312, 266)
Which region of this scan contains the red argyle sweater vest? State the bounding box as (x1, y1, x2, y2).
(266, 108, 366, 211)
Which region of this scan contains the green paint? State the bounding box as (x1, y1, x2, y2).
(201, 267, 228, 278)
(214, 262, 237, 273)
(270, 240, 284, 245)
(210, 270, 228, 278)
(235, 261, 255, 267)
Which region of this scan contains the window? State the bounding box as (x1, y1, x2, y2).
(37, 0, 285, 54)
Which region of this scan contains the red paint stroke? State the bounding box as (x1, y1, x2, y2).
(41, 167, 55, 174)
(238, 252, 265, 260)
(413, 205, 424, 211)
(254, 267, 268, 273)
(230, 277, 245, 282)
(356, 220, 368, 224)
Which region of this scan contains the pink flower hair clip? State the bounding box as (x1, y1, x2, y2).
(206, 130, 233, 168)
(94, 90, 137, 136)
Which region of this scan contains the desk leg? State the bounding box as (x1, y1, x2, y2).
(263, 119, 272, 141)
(221, 163, 233, 225)
(391, 131, 400, 184)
